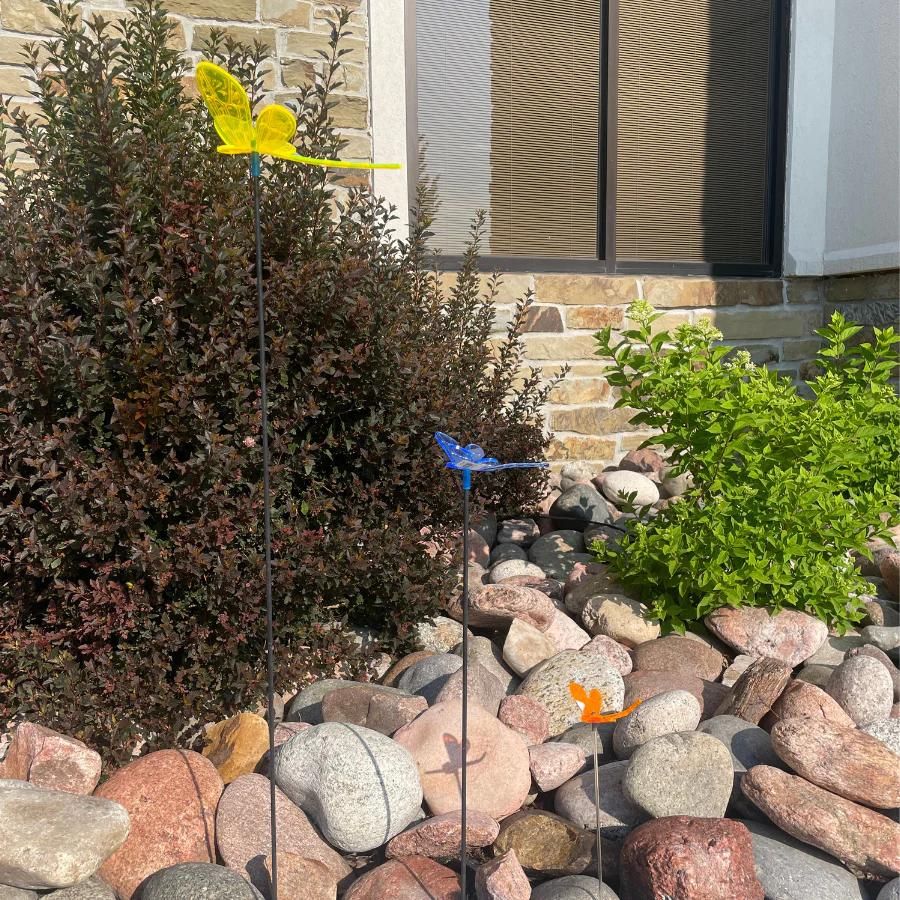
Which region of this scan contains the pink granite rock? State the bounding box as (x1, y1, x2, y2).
(344, 856, 459, 900)
(499, 576, 564, 602)
(321, 684, 427, 735)
(528, 742, 585, 791)
(263, 851, 337, 900)
(445, 584, 557, 631)
(762, 679, 855, 730)
(95, 749, 223, 899)
(0, 722, 101, 795)
(498, 695, 551, 746)
(435, 662, 505, 716)
(632, 635, 725, 682)
(386, 810, 499, 859)
(475, 849, 530, 900)
(704, 607, 828, 667)
(543, 609, 591, 652)
(394, 699, 531, 819)
(582, 634, 633, 675)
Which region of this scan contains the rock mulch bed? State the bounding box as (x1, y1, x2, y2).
(1, 451, 899, 899)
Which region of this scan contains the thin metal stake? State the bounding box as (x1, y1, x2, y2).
(459, 468, 472, 898)
(252, 152, 279, 900)
(593, 722, 602, 894)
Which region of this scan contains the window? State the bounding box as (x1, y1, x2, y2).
(410, 0, 787, 274)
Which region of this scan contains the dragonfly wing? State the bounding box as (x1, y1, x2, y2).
(434, 432, 466, 467)
(482, 461, 550, 471)
(196, 61, 253, 154)
(256, 104, 298, 159)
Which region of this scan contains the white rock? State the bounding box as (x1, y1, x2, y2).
(503, 618, 558, 677)
(544, 609, 591, 652)
(601, 471, 660, 508)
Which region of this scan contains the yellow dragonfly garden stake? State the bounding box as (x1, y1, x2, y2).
(195, 61, 399, 900)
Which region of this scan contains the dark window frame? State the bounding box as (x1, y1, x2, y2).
(408, 0, 791, 278)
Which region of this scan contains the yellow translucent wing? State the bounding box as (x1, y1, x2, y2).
(196, 61, 253, 155)
(255, 104, 299, 161)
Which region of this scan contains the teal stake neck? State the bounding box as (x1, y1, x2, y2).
(251, 151, 261, 178)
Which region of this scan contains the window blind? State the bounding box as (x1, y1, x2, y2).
(614, 1, 775, 264)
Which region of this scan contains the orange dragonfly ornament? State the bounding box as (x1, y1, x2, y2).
(569, 681, 641, 724)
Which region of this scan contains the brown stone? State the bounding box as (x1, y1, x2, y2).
(623, 670, 705, 711)
(534, 274, 638, 305)
(632, 635, 725, 682)
(582, 635, 633, 675)
(216, 773, 351, 891)
(0, 67, 30, 98)
(762, 679, 856, 730)
(705, 607, 828, 666)
(330, 95, 368, 130)
(436, 662, 505, 715)
(565, 306, 625, 329)
(260, 0, 313, 26)
(528, 742, 585, 791)
(498, 695, 551, 746)
(493, 810, 594, 877)
(549, 378, 611, 405)
(523, 334, 598, 361)
(263, 851, 336, 900)
(381, 651, 437, 688)
(550, 406, 638, 436)
(475, 848, 530, 900)
(715, 657, 792, 724)
(394, 699, 531, 819)
(192, 24, 276, 52)
(524, 306, 564, 332)
(547, 436, 617, 462)
(283, 31, 366, 66)
(620, 816, 764, 900)
(1, 0, 67, 33)
(281, 58, 316, 89)
(823, 270, 900, 302)
(96, 750, 223, 900)
(785, 277, 824, 304)
(366, 691, 428, 735)
(642, 277, 782, 308)
(619, 447, 665, 478)
(770, 718, 900, 808)
(0, 722, 101, 795)
(202, 712, 270, 784)
(499, 576, 564, 603)
(386, 811, 499, 859)
(741, 765, 900, 879)
(344, 856, 459, 900)
(320, 684, 427, 735)
(444, 584, 556, 631)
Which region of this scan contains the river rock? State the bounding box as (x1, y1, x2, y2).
(494, 809, 594, 877)
(763, 679, 856, 730)
(446, 584, 556, 631)
(394, 699, 531, 819)
(454, 635, 520, 696)
(581, 635, 633, 675)
(503, 618, 558, 676)
(96, 750, 222, 899)
(215, 773, 351, 890)
(40, 878, 118, 899)
(620, 816, 763, 900)
(381, 651, 437, 688)
(473, 513, 498, 546)
(847, 644, 900, 699)
(343, 856, 459, 900)
(386, 810, 499, 858)
(327, 686, 427, 736)
(741, 818, 868, 900)
(560, 461, 596, 491)
(549, 484, 613, 531)
(581, 595, 660, 647)
(741, 765, 900, 878)
(498, 695, 550, 746)
(623, 732, 734, 819)
(414, 616, 468, 653)
(531, 876, 619, 900)
(862, 718, 900, 755)
(544, 609, 592, 652)
(491, 543, 528, 565)
(619, 448, 665, 479)
(826, 655, 894, 724)
(528, 742, 585, 791)
(863, 625, 900, 652)
(529, 531, 592, 581)
(0, 887, 37, 900)
(613, 690, 701, 759)
(722, 654, 756, 687)
(261, 852, 336, 900)
(285, 679, 358, 724)
(622, 670, 704, 710)
(878, 880, 900, 900)
(138, 863, 263, 899)
(517, 650, 624, 736)
(0, 781, 129, 891)
(398, 653, 463, 705)
(770, 718, 900, 808)
(202, 713, 270, 784)
(435, 661, 505, 715)
(632, 635, 725, 681)
(490, 559, 546, 583)
(500, 575, 565, 603)
(714, 657, 793, 724)
(475, 848, 531, 900)
(803, 633, 866, 667)
(554, 722, 615, 771)
(466, 529, 491, 567)
(555, 761, 646, 838)
(704, 607, 828, 666)
(273, 723, 422, 853)
(497, 518, 541, 546)
(601, 471, 660, 508)
(564, 565, 622, 616)
(0, 724, 101, 795)
(796, 664, 836, 688)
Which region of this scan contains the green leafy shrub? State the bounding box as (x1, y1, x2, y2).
(0, 0, 554, 763)
(594, 301, 899, 633)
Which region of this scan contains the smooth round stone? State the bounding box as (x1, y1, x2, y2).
(0, 781, 129, 892)
(475, 849, 531, 900)
(41, 878, 117, 899)
(564, 565, 622, 617)
(435, 660, 505, 715)
(613, 690, 702, 759)
(343, 856, 458, 899)
(386, 810, 499, 859)
(554, 722, 616, 771)
(490, 559, 546, 583)
(414, 616, 467, 653)
(826, 655, 894, 725)
(454, 635, 520, 696)
(741, 819, 867, 900)
(697, 716, 781, 773)
(529, 531, 591, 581)
(446, 584, 557, 631)
(863, 625, 900, 652)
(623, 731, 734, 819)
(559, 461, 596, 492)
(503, 618, 558, 677)
(803, 633, 866, 667)
(704, 607, 828, 667)
(764, 680, 856, 730)
(393, 699, 531, 819)
(497, 517, 541, 546)
(555, 761, 647, 839)
(322, 684, 427, 735)
(202, 713, 269, 784)
(532, 876, 619, 900)
(622, 670, 705, 710)
(499, 695, 551, 746)
(473, 513, 498, 547)
(549, 484, 613, 531)
(878, 879, 900, 900)
(632, 635, 725, 681)
(619, 448, 665, 479)
(285, 679, 358, 724)
(544, 609, 592, 652)
(517, 650, 624, 736)
(0, 887, 38, 900)
(490, 543, 528, 565)
(581, 595, 661, 647)
(528, 743, 586, 791)
(381, 651, 438, 688)
(273, 723, 422, 853)
(796, 664, 836, 688)
(1, 723, 101, 795)
(493, 809, 594, 877)
(847, 645, 900, 699)
(500, 575, 565, 603)
(601, 470, 660, 508)
(398, 653, 463, 705)
(139, 863, 263, 899)
(581, 635, 632, 675)
(862, 718, 900, 756)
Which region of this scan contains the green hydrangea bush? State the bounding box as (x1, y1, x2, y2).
(0, 1, 554, 762)
(594, 301, 899, 634)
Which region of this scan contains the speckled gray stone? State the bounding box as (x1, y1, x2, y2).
(43, 878, 118, 899)
(613, 689, 701, 759)
(454, 635, 520, 695)
(697, 715, 781, 773)
(489, 559, 546, 584)
(435, 660, 505, 715)
(555, 760, 646, 839)
(285, 678, 357, 724)
(490, 543, 528, 565)
(796, 664, 836, 688)
(138, 863, 264, 899)
(529, 531, 593, 581)
(861, 718, 900, 756)
(531, 875, 620, 900)
(496, 517, 540, 546)
(741, 819, 867, 900)
(623, 731, 734, 819)
(549, 484, 613, 531)
(826, 655, 894, 725)
(877, 878, 900, 900)
(517, 650, 624, 736)
(554, 722, 616, 772)
(0, 887, 38, 900)
(863, 625, 900, 652)
(413, 616, 468, 653)
(273, 722, 422, 853)
(803, 633, 866, 667)
(398, 652, 463, 705)
(0, 781, 129, 891)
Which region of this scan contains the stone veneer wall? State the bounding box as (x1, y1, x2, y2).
(0, 0, 373, 170)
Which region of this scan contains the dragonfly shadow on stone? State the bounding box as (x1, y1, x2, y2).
(424, 734, 488, 800)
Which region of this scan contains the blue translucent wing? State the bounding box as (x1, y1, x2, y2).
(434, 431, 549, 472)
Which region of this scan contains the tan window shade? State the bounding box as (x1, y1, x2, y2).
(615, 1, 775, 264)
(416, 0, 600, 258)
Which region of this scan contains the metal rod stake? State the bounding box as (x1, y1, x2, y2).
(459, 468, 471, 898)
(593, 722, 602, 894)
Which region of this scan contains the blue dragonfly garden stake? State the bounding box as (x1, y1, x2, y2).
(434, 432, 548, 896)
